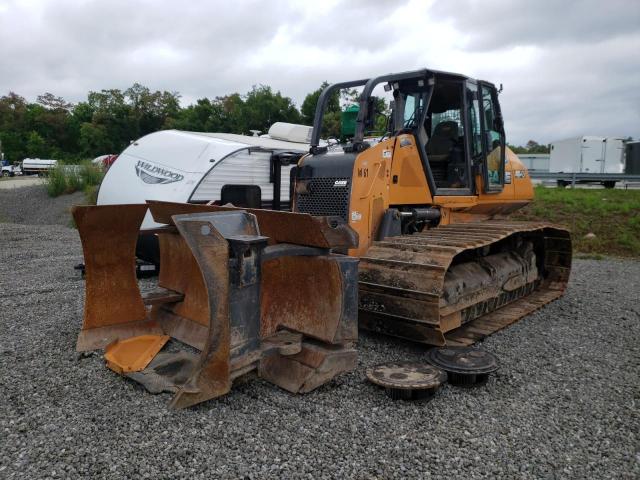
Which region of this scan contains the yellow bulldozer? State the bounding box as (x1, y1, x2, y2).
(293, 68, 572, 346)
(72, 68, 571, 408)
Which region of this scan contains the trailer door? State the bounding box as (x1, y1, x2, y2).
(604, 138, 625, 174)
(581, 138, 606, 173)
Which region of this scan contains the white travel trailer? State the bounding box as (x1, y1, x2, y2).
(549, 136, 625, 187)
(98, 122, 315, 228)
(97, 123, 317, 261)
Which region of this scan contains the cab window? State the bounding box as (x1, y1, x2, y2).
(480, 84, 505, 191)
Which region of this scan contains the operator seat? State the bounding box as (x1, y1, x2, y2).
(426, 120, 460, 187)
(427, 121, 459, 162)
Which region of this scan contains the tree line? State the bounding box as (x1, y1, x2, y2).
(0, 83, 336, 163)
(0, 81, 547, 162)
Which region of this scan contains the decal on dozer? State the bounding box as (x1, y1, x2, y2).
(72, 203, 359, 409)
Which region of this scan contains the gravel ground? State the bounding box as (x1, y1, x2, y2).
(1, 221, 638, 479)
(0, 185, 84, 226)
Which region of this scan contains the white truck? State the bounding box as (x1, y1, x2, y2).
(549, 136, 625, 188)
(1, 163, 21, 177)
(21, 158, 58, 176)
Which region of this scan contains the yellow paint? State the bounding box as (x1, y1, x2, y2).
(347, 139, 394, 256)
(104, 334, 169, 374)
(348, 143, 534, 254)
(388, 135, 432, 205)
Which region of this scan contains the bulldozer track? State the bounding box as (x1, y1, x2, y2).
(358, 222, 572, 346)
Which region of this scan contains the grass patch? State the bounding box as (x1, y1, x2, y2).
(46, 161, 104, 198)
(46, 166, 68, 197)
(83, 184, 99, 205)
(513, 186, 640, 257)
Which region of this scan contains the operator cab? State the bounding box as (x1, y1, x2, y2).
(425, 80, 468, 189)
(390, 72, 506, 195)
(306, 68, 507, 199)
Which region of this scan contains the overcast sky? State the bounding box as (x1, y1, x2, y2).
(1, 0, 638, 144)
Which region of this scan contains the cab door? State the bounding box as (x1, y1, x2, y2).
(478, 82, 506, 193)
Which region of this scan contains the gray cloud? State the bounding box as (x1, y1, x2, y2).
(429, 0, 640, 50)
(0, 0, 638, 144)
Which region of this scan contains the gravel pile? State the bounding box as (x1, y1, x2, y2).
(1, 222, 638, 479)
(0, 185, 84, 226)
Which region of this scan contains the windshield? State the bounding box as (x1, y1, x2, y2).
(401, 92, 426, 129)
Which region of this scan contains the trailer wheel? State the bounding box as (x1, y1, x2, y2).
(603, 181, 616, 189)
(556, 180, 568, 188)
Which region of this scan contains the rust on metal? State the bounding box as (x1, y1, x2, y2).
(146, 200, 359, 249)
(141, 288, 184, 306)
(358, 221, 572, 346)
(169, 214, 232, 409)
(259, 341, 357, 394)
(427, 347, 499, 386)
(157, 232, 210, 330)
(72, 203, 359, 409)
(72, 205, 163, 351)
(261, 255, 348, 343)
(366, 362, 447, 400)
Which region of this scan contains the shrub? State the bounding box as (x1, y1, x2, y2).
(46, 165, 67, 197)
(45, 160, 104, 197)
(79, 161, 104, 187)
(84, 184, 99, 205)
(65, 167, 84, 194)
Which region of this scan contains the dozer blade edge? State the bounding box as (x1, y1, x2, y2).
(72, 203, 359, 409)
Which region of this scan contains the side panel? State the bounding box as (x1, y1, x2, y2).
(388, 134, 433, 205)
(549, 138, 581, 173)
(190, 149, 296, 204)
(348, 140, 394, 256)
(581, 138, 606, 173)
(604, 138, 625, 174)
(448, 148, 532, 222)
(96, 131, 246, 228)
(98, 152, 203, 228)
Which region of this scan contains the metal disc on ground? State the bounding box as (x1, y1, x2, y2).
(366, 362, 447, 401)
(427, 347, 499, 387)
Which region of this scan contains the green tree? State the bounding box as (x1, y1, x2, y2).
(508, 140, 550, 154)
(301, 82, 347, 138)
(218, 93, 247, 133)
(25, 131, 47, 157)
(0, 93, 29, 160)
(300, 81, 340, 125)
(125, 83, 181, 136)
(78, 122, 113, 157)
(242, 85, 301, 134)
(172, 98, 224, 132)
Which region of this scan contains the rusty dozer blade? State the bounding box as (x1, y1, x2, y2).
(72, 203, 359, 409)
(358, 222, 572, 346)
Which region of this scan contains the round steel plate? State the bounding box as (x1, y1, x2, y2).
(427, 347, 499, 375)
(366, 362, 447, 390)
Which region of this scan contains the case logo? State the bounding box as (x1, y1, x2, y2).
(334, 180, 348, 187)
(135, 160, 184, 184)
